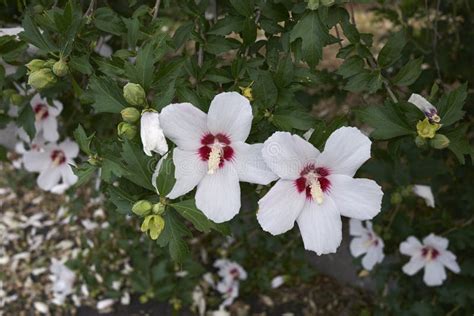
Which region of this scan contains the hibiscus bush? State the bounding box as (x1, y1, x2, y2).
(0, 0, 473, 314)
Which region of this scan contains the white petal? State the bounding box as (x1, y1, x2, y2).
(50, 183, 70, 195)
(296, 197, 342, 255)
(413, 185, 435, 208)
(438, 250, 460, 273)
(232, 142, 278, 185)
(49, 100, 63, 116)
(60, 165, 78, 185)
(350, 236, 368, 257)
(37, 167, 61, 190)
(257, 179, 306, 235)
(262, 132, 320, 180)
(361, 246, 382, 271)
(59, 139, 79, 159)
(399, 236, 423, 256)
(140, 111, 168, 156)
(327, 175, 383, 220)
(160, 102, 208, 151)
(316, 126, 371, 177)
(349, 219, 366, 236)
(167, 148, 207, 199)
(423, 261, 446, 286)
(422, 233, 448, 250)
(207, 92, 253, 142)
(41, 117, 59, 142)
(23, 151, 50, 172)
(195, 164, 241, 223)
(402, 254, 425, 276)
(408, 94, 437, 116)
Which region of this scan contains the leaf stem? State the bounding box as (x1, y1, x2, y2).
(152, 0, 161, 20)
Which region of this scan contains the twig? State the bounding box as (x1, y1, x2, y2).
(440, 216, 474, 236)
(152, 0, 161, 20)
(349, 0, 357, 26)
(84, 0, 97, 18)
(334, 24, 343, 49)
(432, 0, 442, 82)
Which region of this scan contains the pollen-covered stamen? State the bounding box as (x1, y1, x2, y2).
(34, 103, 49, 121)
(50, 150, 66, 166)
(308, 174, 324, 205)
(421, 247, 440, 261)
(364, 232, 379, 247)
(295, 164, 331, 202)
(207, 144, 223, 174)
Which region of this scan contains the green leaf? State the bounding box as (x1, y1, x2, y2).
(124, 18, 140, 49)
(445, 124, 473, 164)
(89, 76, 127, 113)
(108, 185, 135, 214)
(73, 124, 94, 155)
(121, 140, 155, 191)
(208, 16, 245, 36)
(336, 56, 365, 79)
(157, 211, 190, 262)
(20, 14, 57, 52)
(357, 104, 414, 140)
(229, 0, 254, 16)
(436, 83, 467, 127)
(156, 154, 175, 196)
(125, 40, 164, 90)
(69, 55, 93, 75)
(308, 116, 348, 150)
(101, 157, 125, 183)
(344, 70, 382, 93)
(17, 104, 36, 140)
(171, 199, 214, 233)
(94, 7, 125, 36)
(290, 11, 330, 68)
(272, 109, 316, 131)
(392, 57, 423, 86)
(377, 30, 406, 68)
(252, 71, 278, 106)
(73, 163, 97, 187)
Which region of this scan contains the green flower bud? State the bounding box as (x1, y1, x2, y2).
(87, 155, 102, 166)
(28, 68, 57, 90)
(123, 83, 146, 106)
(307, 0, 319, 10)
(33, 4, 44, 14)
(26, 59, 46, 72)
(121, 107, 140, 123)
(52, 59, 68, 77)
(10, 93, 23, 105)
(141, 214, 165, 240)
(414, 135, 427, 148)
(390, 192, 402, 205)
(152, 202, 165, 215)
(401, 185, 413, 197)
(117, 122, 137, 140)
(43, 59, 56, 68)
(430, 134, 450, 149)
(132, 200, 153, 216)
(321, 0, 335, 6)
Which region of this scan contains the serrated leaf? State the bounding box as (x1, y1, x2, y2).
(290, 11, 330, 68)
(272, 109, 316, 131)
(357, 104, 414, 140)
(445, 124, 473, 164)
(156, 153, 175, 196)
(73, 124, 94, 155)
(336, 56, 365, 79)
(73, 163, 97, 187)
(377, 30, 406, 68)
(229, 0, 254, 16)
(20, 14, 57, 52)
(108, 185, 135, 214)
(208, 16, 245, 36)
(436, 83, 467, 127)
(171, 199, 214, 233)
(89, 76, 126, 113)
(17, 104, 36, 140)
(121, 140, 155, 191)
(69, 55, 93, 75)
(157, 211, 190, 262)
(392, 57, 423, 86)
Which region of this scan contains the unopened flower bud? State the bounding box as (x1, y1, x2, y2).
(121, 107, 140, 123)
(416, 118, 440, 139)
(123, 83, 146, 106)
(152, 203, 165, 215)
(28, 68, 57, 90)
(117, 122, 137, 140)
(414, 136, 427, 148)
(141, 214, 165, 240)
(390, 192, 402, 205)
(321, 0, 335, 6)
(33, 4, 44, 14)
(132, 200, 152, 216)
(430, 134, 450, 149)
(26, 59, 46, 72)
(307, 0, 319, 10)
(52, 59, 68, 77)
(88, 155, 101, 166)
(10, 93, 23, 105)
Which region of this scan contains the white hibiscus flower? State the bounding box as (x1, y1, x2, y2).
(412, 185, 435, 208)
(349, 219, 384, 271)
(214, 259, 247, 285)
(30, 94, 63, 142)
(140, 110, 168, 156)
(22, 139, 79, 192)
(159, 92, 277, 223)
(50, 258, 76, 305)
(400, 234, 460, 286)
(257, 127, 383, 255)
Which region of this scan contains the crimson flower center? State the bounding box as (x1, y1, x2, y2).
(198, 133, 234, 174)
(34, 103, 49, 120)
(421, 247, 439, 260)
(51, 150, 66, 165)
(295, 164, 331, 203)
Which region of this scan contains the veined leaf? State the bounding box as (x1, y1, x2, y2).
(89, 76, 126, 113)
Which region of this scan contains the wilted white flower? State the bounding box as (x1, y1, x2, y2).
(50, 259, 75, 305)
(22, 139, 78, 192)
(408, 93, 440, 123)
(140, 110, 168, 156)
(121, 292, 130, 305)
(412, 185, 435, 208)
(160, 92, 277, 223)
(257, 127, 383, 255)
(192, 286, 206, 316)
(214, 259, 247, 285)
(97, 298, 115, 311)
(33, 301, 49, 314)
(349, 219, 384, 271)
(271, 276, 285, 289)
(400, 234, 460, 286)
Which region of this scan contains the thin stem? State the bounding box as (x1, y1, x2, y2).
(84, 0, 96, 18)
(349, 0, 357, 26)
(367, 56, 399, 103)
(440, 215, 474, 236)
(334, 24, 343, 49)
(432, 0, 442, 82)
(152, 0, 161, 20)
